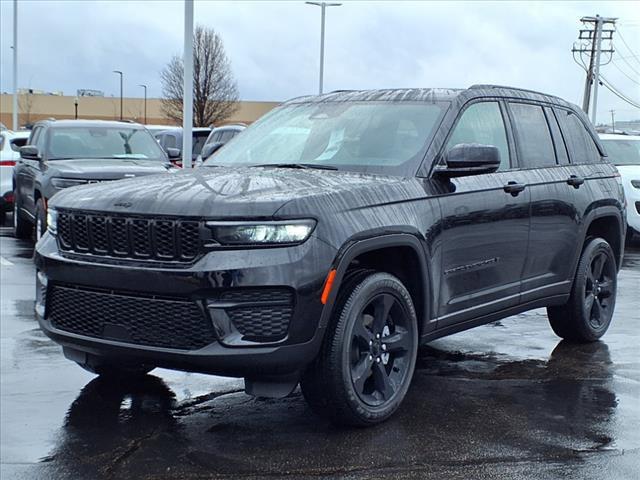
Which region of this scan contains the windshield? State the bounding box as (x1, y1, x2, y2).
(204, 101, 448, 175)
(47, 126, 167, 160)
(602, 138, 640, 166)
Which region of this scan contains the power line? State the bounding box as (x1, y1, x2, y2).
(599, 74, 640, 109)
(613, 44, 640, 75)
(610, 59, 640, 86)
(615, 28, 640, 66)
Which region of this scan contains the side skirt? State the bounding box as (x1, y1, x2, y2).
(420, 294, 569, 344)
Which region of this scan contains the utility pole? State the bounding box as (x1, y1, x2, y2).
(138, 84, 147, 124)
(572, 15, 616, 123)
(12, 0, 18, 131)
(113, 70, 123, 120)
(306, 2, 342, 95)
(183, 0, 194, 169)
(609, 109, 615, 132)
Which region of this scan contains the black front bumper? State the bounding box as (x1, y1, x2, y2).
(35, 233, 337, 377)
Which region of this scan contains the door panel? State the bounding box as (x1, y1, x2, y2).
(434, 101, 530, 326)
(437, 171, 530, 324)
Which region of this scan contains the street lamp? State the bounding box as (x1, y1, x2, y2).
(112, 70, 123, 120)
(138, 84, 147, 124)
(306, 1, 341, 95)
(73, 96, 78, 119)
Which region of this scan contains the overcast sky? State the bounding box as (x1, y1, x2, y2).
(1, 0, 639, 123)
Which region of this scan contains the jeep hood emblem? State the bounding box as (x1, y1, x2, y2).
(114, 202, 133, 208)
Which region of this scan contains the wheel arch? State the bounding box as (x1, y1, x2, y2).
(576, 206, 624, 273)
(319, 233, 434, 337)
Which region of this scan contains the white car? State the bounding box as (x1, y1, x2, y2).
(600, 134, 640, 241)
(0, 130, 30, 222)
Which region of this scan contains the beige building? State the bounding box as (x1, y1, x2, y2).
(0, 93, 279, 128)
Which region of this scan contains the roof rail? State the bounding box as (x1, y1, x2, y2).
(469, 84, 556, 98)
(329, 89, 355, 94)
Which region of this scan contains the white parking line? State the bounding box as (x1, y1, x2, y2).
(0, 256, 14, 267)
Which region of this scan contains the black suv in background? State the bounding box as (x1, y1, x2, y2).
(13, 120, 175, 240)
(35, 86, 625, 426)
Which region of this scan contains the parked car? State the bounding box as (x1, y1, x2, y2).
(154, 127, 211, 167)
(599, 133, 640, 242)
(13, 119, 177, 240)
(0, 130, 30, 222)
(196, 124, 246, 164)
(35, 86, 625, 426)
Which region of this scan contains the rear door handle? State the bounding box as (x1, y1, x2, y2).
(567, 175, 585, 188)
(503, 181, 526, 197)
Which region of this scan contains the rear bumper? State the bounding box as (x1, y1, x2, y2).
(34, 233, 337, 377)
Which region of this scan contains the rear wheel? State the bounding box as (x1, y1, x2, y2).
(13, 191, 32, 239)
(547, 237, 617, 342)
(301, 271, 418, 426)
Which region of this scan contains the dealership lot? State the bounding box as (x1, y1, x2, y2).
(1, 226, 639, 479)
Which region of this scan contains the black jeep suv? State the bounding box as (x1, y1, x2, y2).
(35, 86, 625, 426)
(13, 119, 176, 240)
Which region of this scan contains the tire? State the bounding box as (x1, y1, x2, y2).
(34, 198, 47, 242)
(547, 237, 617, 343)
(13, 191, 32, 239)
(76, 354, 154, 378)
(301, 270, 419, 426)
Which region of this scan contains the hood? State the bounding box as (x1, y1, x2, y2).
(46, 158, 172, 179)
(49, 167, 429, 218)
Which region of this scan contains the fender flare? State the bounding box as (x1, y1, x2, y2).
(317, 233, 433, 333)
(572, 204, 624, 276)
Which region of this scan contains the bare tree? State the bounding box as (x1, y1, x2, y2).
(18, 92, 35, 126)
(161, 25, 239, 127)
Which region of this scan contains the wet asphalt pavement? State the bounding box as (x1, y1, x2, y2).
(1, 224, 639, 480)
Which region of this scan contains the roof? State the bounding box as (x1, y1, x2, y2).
(284, 84, 574, 110)
(37, 119, 146, 129)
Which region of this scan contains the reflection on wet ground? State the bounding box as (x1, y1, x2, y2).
(1, 229, 639, 479)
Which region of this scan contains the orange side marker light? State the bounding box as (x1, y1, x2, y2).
(321, 269, 337, 305)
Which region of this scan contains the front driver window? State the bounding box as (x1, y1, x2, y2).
(446, 102, 510, 170)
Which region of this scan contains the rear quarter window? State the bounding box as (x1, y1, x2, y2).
(555, 109, 600, 164)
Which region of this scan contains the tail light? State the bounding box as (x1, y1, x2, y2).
(0, 160, 16, 167)
(4, 192, 14, 203)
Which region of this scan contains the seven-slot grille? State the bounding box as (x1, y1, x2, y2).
(57, 211, 201, 262)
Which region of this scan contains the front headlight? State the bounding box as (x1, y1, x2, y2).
(206, 219, 316, 246)
(47, 208, 58, 235)
(51, 178, 89, 189)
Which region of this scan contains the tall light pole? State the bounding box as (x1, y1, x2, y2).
(12, 0, 18, 130)
(113, 70, 123, 120)
(138, 84, 147, 124)
(74, 97, 78, 119)
(183, 0, 194, 169)
(306, 1, 341, 95)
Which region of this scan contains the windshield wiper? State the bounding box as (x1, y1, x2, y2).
(252, 163, 338, 171)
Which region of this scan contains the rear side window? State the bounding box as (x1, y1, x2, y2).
(446, 102, 510, 170)
(544, 107, 569, 165)
(555, 109, 601, 164)
(509, 103, 556, 168)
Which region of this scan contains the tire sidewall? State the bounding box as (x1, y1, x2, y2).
(35, 198, 46, 241)
(336, 273, 418, 423)
(574, 239, 617, 340)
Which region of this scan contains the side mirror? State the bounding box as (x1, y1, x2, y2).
(166, 147, 181, 159)
(20, 145, 41, 161)
(200, 142, 224, 160)
(437, 143, 500, 177)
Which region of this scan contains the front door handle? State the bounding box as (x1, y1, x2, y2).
(567, 175, 585, 188)
(503, 181, 526, 197)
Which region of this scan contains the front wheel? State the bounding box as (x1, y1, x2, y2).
(301, 271, 418, 426)
(547, 237, 617, 343)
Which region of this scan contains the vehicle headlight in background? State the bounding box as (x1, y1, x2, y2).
(47, 208, 57, 235)
(631, 180, 640, 189)
(51, 178, 89, 189)
(205, 219, 316, 246)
